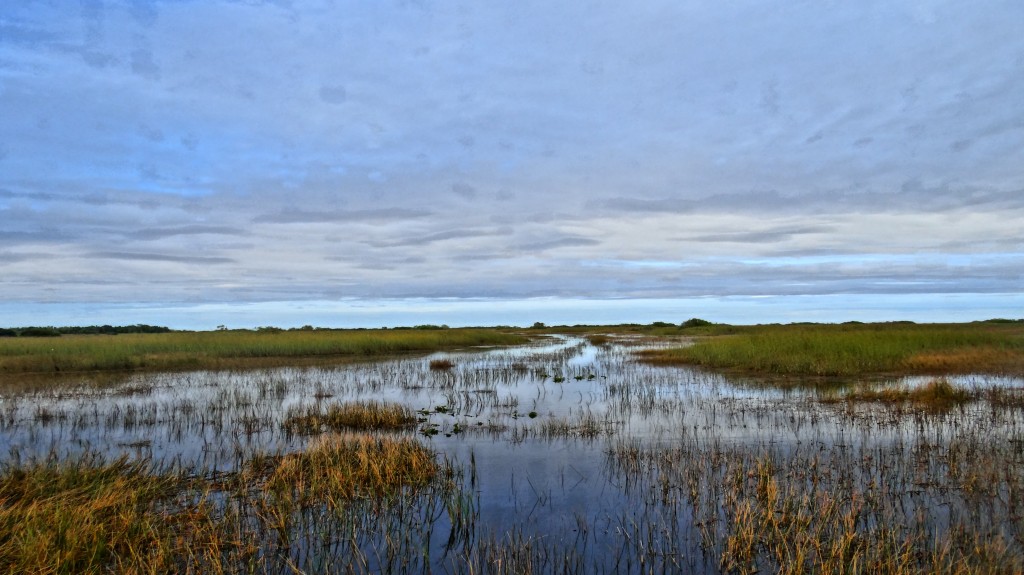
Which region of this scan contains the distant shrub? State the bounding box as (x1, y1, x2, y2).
(19, 327, 61, 337)
(680, 318, 713, 329)
(531, 322, 546, 329)
(0, 328, 16, 337)
(413, 324, 449, 330)
(650, 321, 675, 328)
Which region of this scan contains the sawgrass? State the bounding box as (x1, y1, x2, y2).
(641, 322, 1024, 377)
(0, 328, 526, 375)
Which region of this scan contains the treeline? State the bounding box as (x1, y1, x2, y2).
(0, 325, 172, 337)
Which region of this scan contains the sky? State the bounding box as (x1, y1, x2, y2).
(1, 0, 1022, 329)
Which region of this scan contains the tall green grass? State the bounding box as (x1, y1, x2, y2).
(0, 329, 527, 375)
(642, 323, 1024, 376)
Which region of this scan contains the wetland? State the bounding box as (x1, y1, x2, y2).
(1, 323, 1023, 574)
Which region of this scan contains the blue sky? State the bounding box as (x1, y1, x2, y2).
(1, 1, 1022, 329)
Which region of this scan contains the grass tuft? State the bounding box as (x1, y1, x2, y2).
(429, 358, 455, 370)
(824, 378, 973, 410)
(283, 400, 417, 434)
(262, 433, 439, 503)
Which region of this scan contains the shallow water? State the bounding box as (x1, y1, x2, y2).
(2, 335, 1023, 572)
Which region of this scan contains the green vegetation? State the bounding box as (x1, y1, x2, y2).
(0, 328, 527, 375)
(1, 324, 172, 336)
(642, 322, 1024, 376)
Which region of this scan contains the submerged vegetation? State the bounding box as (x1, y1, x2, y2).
(641, 321, 1024, 376)
(0, 328, 526, 375)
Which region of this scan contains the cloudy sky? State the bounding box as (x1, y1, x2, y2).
(2, 1, 1022, 328)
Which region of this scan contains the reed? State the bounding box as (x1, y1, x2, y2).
(641, 322, 1024, 377)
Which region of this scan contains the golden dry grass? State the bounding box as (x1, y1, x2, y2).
(263, 433, 439, 503)
(824, 378, 973, 410)
(282, 400, 418, 434)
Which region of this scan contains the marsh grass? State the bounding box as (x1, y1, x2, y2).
(260, 433, 440, 503)
(823, 378, 973, 410)
(0, 329, 526, 376)
(606, 433, 1024, 575)
(641, 323, 1024, 377)
(1, 434, 454, 574)
(0, 454, 188, 574)
(283, 400, 418, 434)
(718, 456, 1019, 575)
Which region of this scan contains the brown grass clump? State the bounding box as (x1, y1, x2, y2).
(585, 334, 610, 346)
(283, 400, 417, 434)
(429, 358, 455, 370)
(264, 433, 439, 503)
(0, 455, 222, 574)
(825, 379, 972, 411)
(0, 436, 445, 574)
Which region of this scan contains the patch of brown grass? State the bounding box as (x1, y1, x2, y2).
(283, 400, 417, 434)
(824, 378, 972, 411)
(429, 358, 455, 370)
(904, 348, 1023, 373)
(263, 433, 439, 503)
(0, 455, 221, 574)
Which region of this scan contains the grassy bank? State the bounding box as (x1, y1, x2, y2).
(0, 328, 526, 375)
(0, 434, 453, 574)
(641, 322, 1024, 377)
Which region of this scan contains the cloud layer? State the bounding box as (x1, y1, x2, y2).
(1, 1, 1022, 324)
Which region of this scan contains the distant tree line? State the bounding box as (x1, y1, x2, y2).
(0, 324, 172, 337)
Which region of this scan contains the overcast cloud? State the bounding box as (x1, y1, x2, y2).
(1, 1, 1022, 327)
